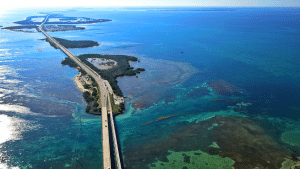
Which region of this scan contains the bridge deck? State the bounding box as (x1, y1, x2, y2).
(108, 95, 122, 169)
(38, 18, 122, 169)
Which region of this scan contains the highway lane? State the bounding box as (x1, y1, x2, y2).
(108, 94, 122, 169)
(38, 18, 124, 168)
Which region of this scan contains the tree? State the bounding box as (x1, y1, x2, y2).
(86, 105, 91, 113)
(92, 88, 97, 96)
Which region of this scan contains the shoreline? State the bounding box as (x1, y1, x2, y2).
(70, 65, 125, 115)
(73, 73, 86, 92)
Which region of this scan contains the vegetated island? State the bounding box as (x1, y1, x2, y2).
(2, 14, 110, 33)
(42, 25, 85, 32)
(1, 26, 38, 33)
(78, 54, 145, 96)
(14, 14, 111, 25)
(43, 37, 99, 48)
(2, 25, 85, 33)
(61, 54, 145, 115)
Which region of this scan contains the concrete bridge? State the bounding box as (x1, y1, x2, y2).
(38, 16, 122, 169)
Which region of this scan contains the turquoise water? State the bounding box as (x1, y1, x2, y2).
(1, 7, 300, 169)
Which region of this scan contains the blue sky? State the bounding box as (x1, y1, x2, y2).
(1, 0, 299, 12)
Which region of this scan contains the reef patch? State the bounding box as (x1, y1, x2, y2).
(208, 116, 290, 169)
(186, 86, 210, 98)
(207, 80, 244, 96)
(281, 130, 300, 147)
(148, 150, 234, 169)
(124, 115, 291, 169)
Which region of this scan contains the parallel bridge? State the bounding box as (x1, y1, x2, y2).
(38, 16, 122, 169)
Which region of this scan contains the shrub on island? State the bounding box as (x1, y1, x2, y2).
(44, 37, 99, 49)
(61, 57, 77, 68)
(78, 54, 145, 96)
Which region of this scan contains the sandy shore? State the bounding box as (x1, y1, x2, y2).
(73, 73, 85, 92)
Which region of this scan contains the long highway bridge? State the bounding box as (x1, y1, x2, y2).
(38, 16, 122, 169)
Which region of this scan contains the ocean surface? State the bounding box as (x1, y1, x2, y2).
(0, 7, 300, 169)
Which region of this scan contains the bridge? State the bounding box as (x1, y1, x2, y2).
(38, 16, 122, 169)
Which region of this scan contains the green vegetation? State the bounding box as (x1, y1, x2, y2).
(60, 53, 143, 114)
(83, 84, 90, 89)
(136, 68, 145, 72)
(83, 91, 94, 102)
(90, 76, 98, 87)
(78, 54, 145, 96)
(92, 88, 97, 96)
(109, 93, 125, 114)
(82, 83, 102, 115)
(61, 57, 77, 68)
(79, 68, 87, 75)
(44, 37, 99, 49)
(2, 25, 37, 30)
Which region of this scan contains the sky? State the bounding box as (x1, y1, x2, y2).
(0, 0, 299, 12)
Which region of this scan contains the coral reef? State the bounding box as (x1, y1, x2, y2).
(281, 130, 300, 147)
(141, 121, 154, 126)
(207, 80, 244, 96)
(156, 114, 181, 121)
(141, 112, 192, 126)
(132, 95, 156, 110)
(124, 115, 291, 169)
(227, 102, 262, 116)
(186, 86, 210, 98)
(148, 150, 234, 169)
(281, 158, 300, 169)
(208, 116, 290, 169)
(211, 99, 242, 102)
(164, 96, 176, 104)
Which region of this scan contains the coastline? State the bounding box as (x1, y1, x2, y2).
(73, 73, 86, 92)
(67, 58, 126, 114)
(71, 55, 198, 113)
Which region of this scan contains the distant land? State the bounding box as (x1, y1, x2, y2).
(2, 25, 85, 33)
(14, 14, 111, 25)
(3, 13, 145, 115)
(43, 37, 99, 49)
(1, 14, 111, 33)
(1, 26, 37, 33)
(42, 25, 85, 32)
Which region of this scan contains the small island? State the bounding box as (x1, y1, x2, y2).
(2, 14, 111, 33)
(42, 25, 85, 32)
(2, 25, 85, 33)
(1, 25, 38, 33)
(61, 54, 145, 114)
(14, 14, 111, 25)
(78, 54, 145, 96)
(43, 37, 99, 48)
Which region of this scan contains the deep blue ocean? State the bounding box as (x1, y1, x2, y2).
(0, 7, 300, 169)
